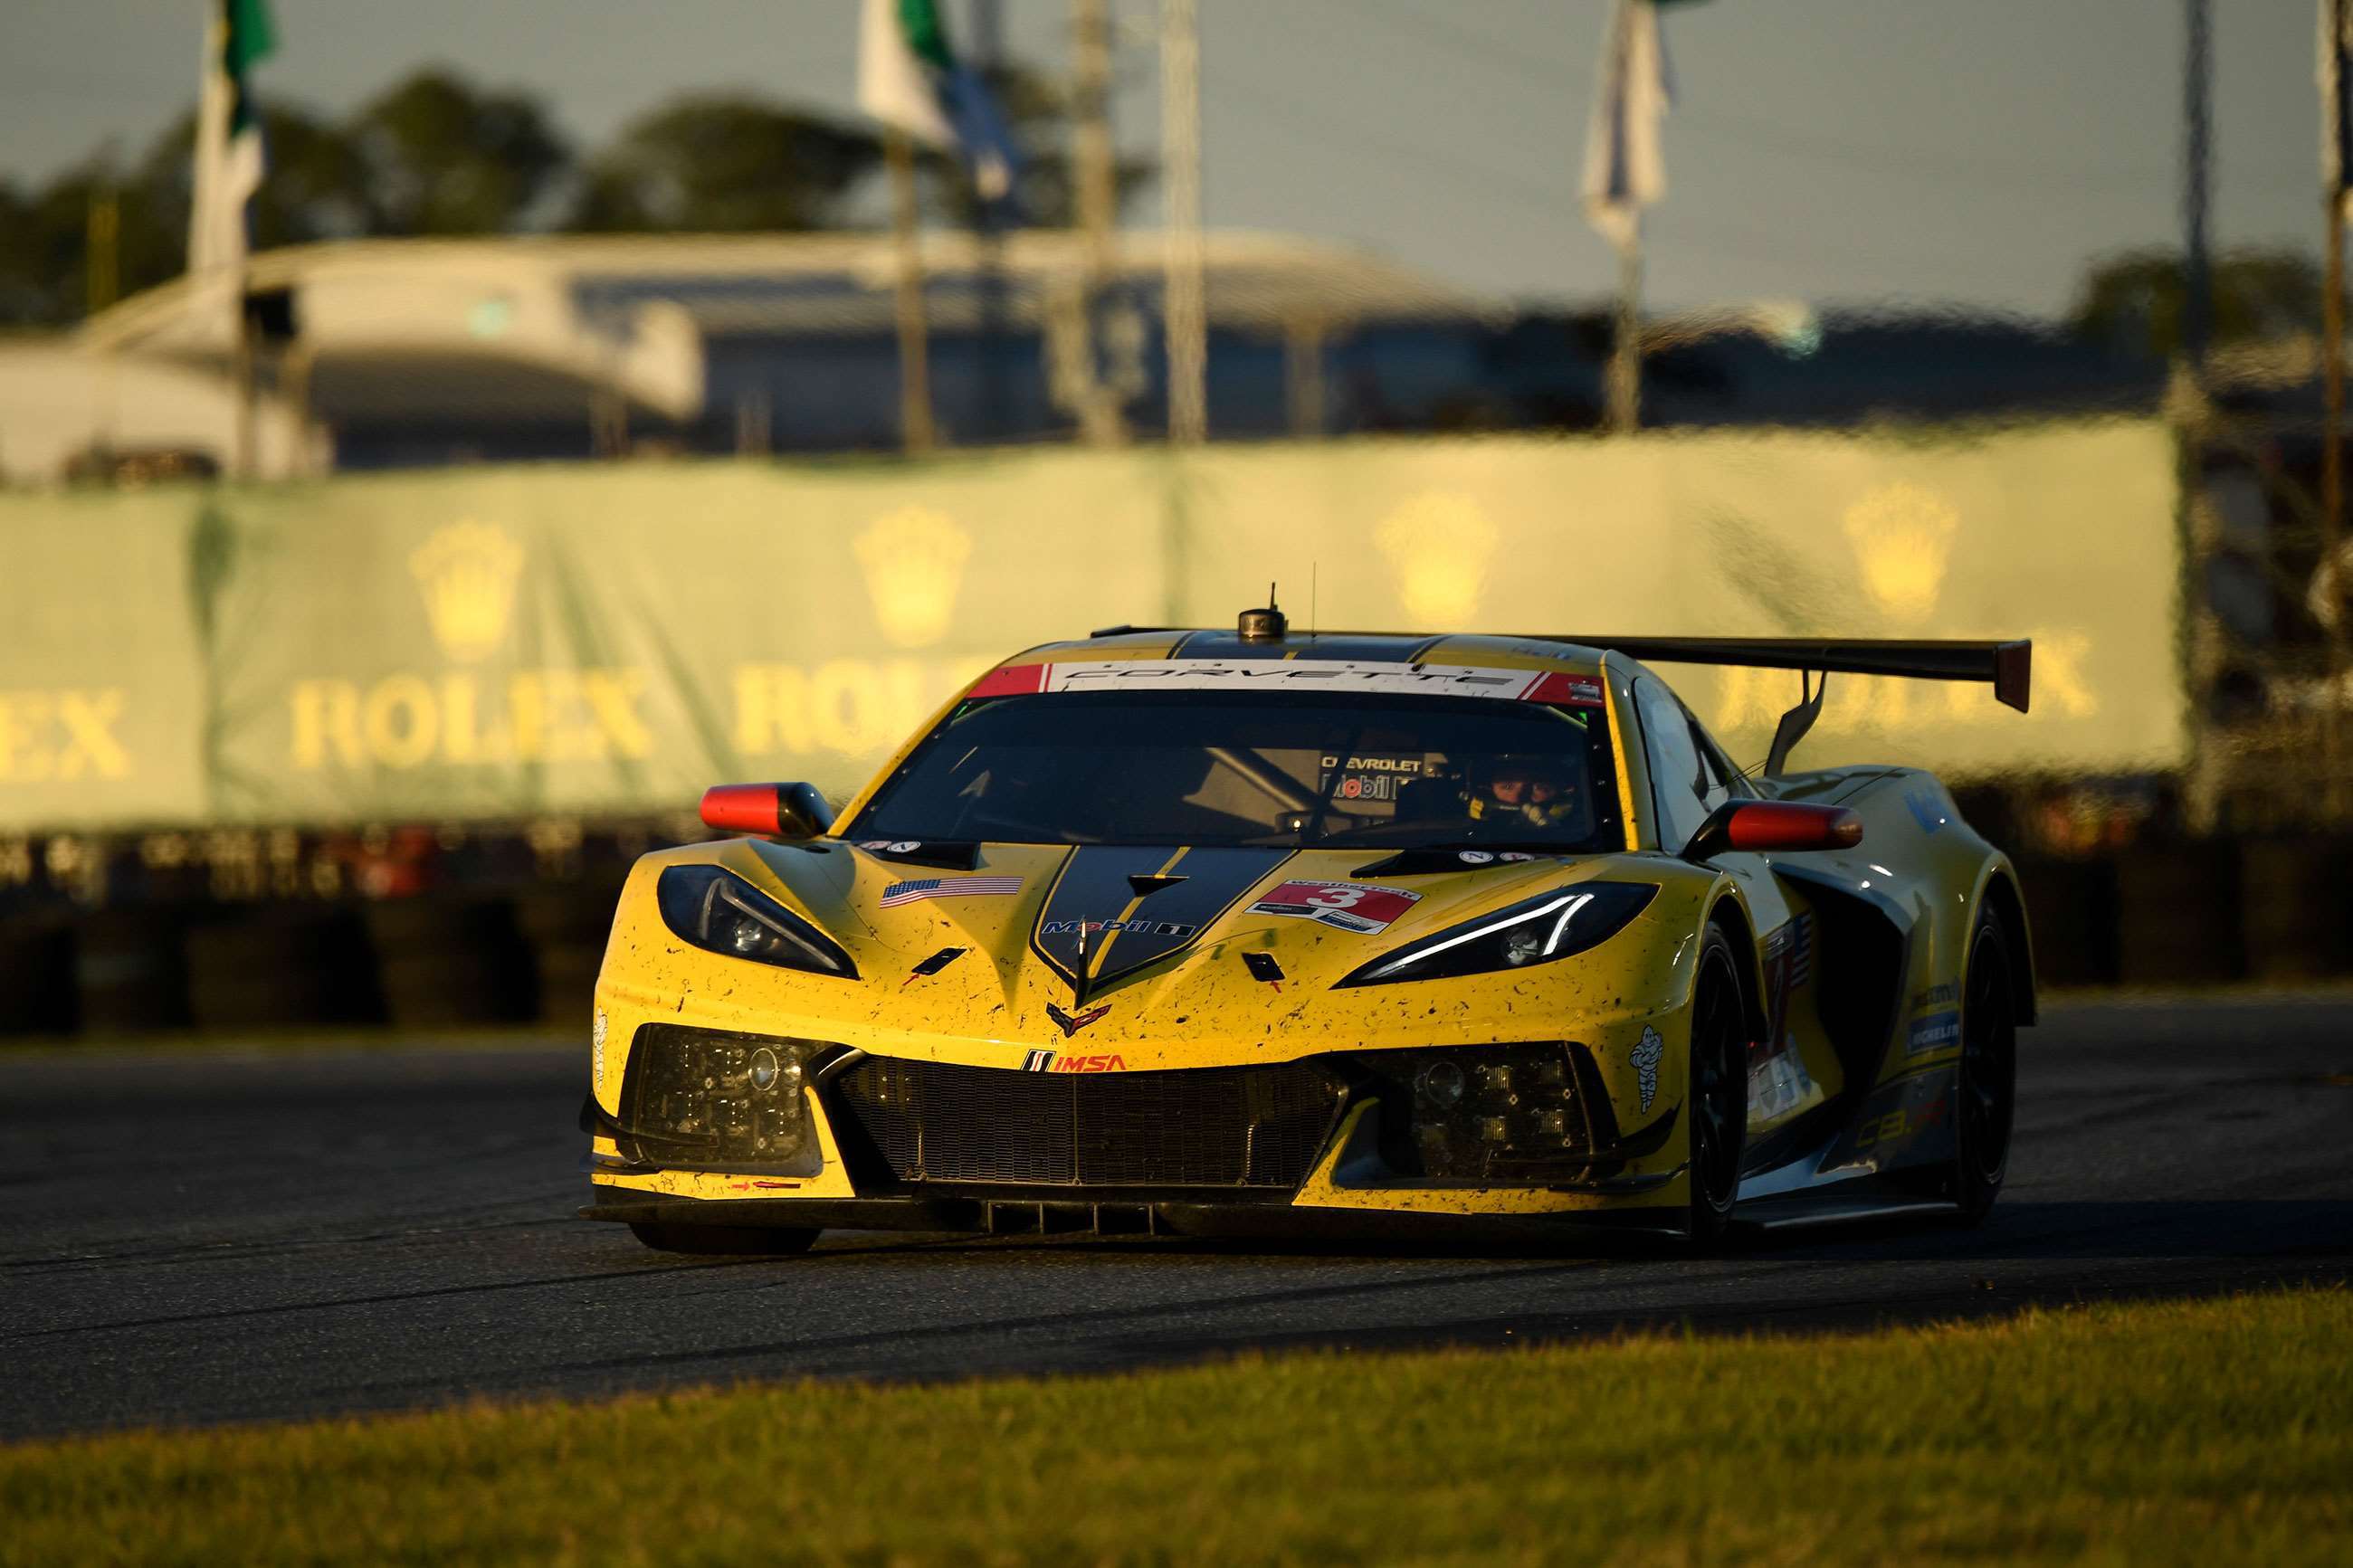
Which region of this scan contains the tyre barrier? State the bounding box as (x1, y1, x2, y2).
(2114, 842, 2246, 987)
(74, 908, 193, 1035)
(2013, 855, 2119, 988)
(514, 881, 624, 1029)
(185, 906, 381, 1031)
(2238, 837, 2353, 982)
(0, 913, 77, 1036)
(363, 898, 536, 1029)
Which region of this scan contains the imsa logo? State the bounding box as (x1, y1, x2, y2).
(1022, 1050, 1128, 1073)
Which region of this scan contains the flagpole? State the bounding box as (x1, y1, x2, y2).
(885, 128, 937, 455)
(1072, 0, 1124, 446)
(87, 181, 120, 463)
(2183, 0, 2213, 375)
(972, 0, 1009, 444)
(233, 278, 256, 479)
(1606, 214, 1642, 435)
(1161, 0, 1205, 445)
(2323, 0, 2349, 812)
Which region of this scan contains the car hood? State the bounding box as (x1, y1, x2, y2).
(678, 838, 1674, 1059)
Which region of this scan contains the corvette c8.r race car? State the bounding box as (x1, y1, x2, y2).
(581, 604, 2035, 1252)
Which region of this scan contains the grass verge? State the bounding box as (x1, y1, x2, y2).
(5, 1288, 2348, 1566)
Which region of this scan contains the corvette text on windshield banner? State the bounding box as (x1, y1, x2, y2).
(967, 660, 1606, 705)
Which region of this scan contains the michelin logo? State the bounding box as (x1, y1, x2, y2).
(1907, 1010, 1961, 1056)
(1631, 1026, 1664, 1114)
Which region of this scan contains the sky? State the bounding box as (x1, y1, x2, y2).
(0, 0, 2322, 318)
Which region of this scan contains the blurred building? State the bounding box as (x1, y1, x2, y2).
(2, 231, 1497, 477)
(0, 231, 2172, 484)
(1465, 304, 2164, 433)
(0, 336, 320, 483)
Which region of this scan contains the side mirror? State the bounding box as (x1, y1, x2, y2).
(1681, 800, 1862, 861)
(699, 782, 834, 840)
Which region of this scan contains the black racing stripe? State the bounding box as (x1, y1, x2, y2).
(1091, 848, 1292, 985)
(1030, 847, 1171, 986)
(1029, 846, 1291, 991)
(1167, 632, 1289, 661)
(1172, 632, 1430, 663)
(1294, 635, 1432, 663)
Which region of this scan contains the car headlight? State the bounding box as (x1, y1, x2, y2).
(1336, 881, 1657, 987)
(655, 866, 858, 979)
(616, 1024, 824, 1173)
(1347, 1041, 1609, 1179)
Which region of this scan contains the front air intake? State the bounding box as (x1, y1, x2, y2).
(828, 1057, 1348, 1189)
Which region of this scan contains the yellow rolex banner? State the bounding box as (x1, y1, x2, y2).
(0, 493, 211, 828)
(1177, 419, 2180, 783)
(0, 422, 2181, 833)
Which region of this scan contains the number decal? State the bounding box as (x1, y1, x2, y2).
(1249, 880, 1420, 934)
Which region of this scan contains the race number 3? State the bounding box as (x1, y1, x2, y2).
(1249, 880, 1421, 934)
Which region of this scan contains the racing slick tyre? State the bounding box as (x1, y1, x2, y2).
(1951, 908, 2018, 1225)
(1684, 924, 1750, 1247)
(626, 1222, 821, 1257)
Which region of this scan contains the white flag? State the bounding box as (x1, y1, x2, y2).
(857, 0, 1017, 203)
(1582, 0, 1674, 252)
(188, 0, 274, 277)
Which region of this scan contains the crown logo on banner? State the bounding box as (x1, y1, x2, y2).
(410, 520, 526, 662)
(854, 506, 972, 649)
(1843, 482, 1958, 622)
(1376, 491, 1500, 626)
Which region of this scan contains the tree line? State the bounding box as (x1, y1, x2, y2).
(0, 63, 1149, 327)
(0, 57, 2329, 366)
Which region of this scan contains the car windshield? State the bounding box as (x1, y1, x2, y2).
(850, 691, 1623, 851)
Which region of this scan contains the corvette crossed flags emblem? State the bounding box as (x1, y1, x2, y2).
(1044, 1001, 1110, 1038)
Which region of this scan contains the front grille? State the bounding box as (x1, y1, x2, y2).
(828, 1057, 1349, 1189)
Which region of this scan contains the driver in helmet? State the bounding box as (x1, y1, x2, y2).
(1470, 755, 1580, 831)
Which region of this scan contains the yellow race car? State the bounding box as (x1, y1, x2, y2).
(581, 605, 2034, 1251)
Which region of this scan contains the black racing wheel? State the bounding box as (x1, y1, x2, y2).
(1952, 908, 2018, 1224)
(1684, 924, 1750, 1246)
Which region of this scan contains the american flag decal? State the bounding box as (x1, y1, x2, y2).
(879, 875, 1024, 908)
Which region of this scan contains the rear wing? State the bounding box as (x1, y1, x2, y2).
(1569, 635, 2030, 778)
(1564, 637, 2031, 714)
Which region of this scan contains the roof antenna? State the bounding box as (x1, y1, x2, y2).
(1310, 563, 1318, 639)
(1237, 583, 1287, 641)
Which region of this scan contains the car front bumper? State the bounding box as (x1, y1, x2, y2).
(580, 1018, 1695, 1231)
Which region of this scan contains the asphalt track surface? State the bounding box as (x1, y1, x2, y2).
(4, 996, 2349, 1441)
